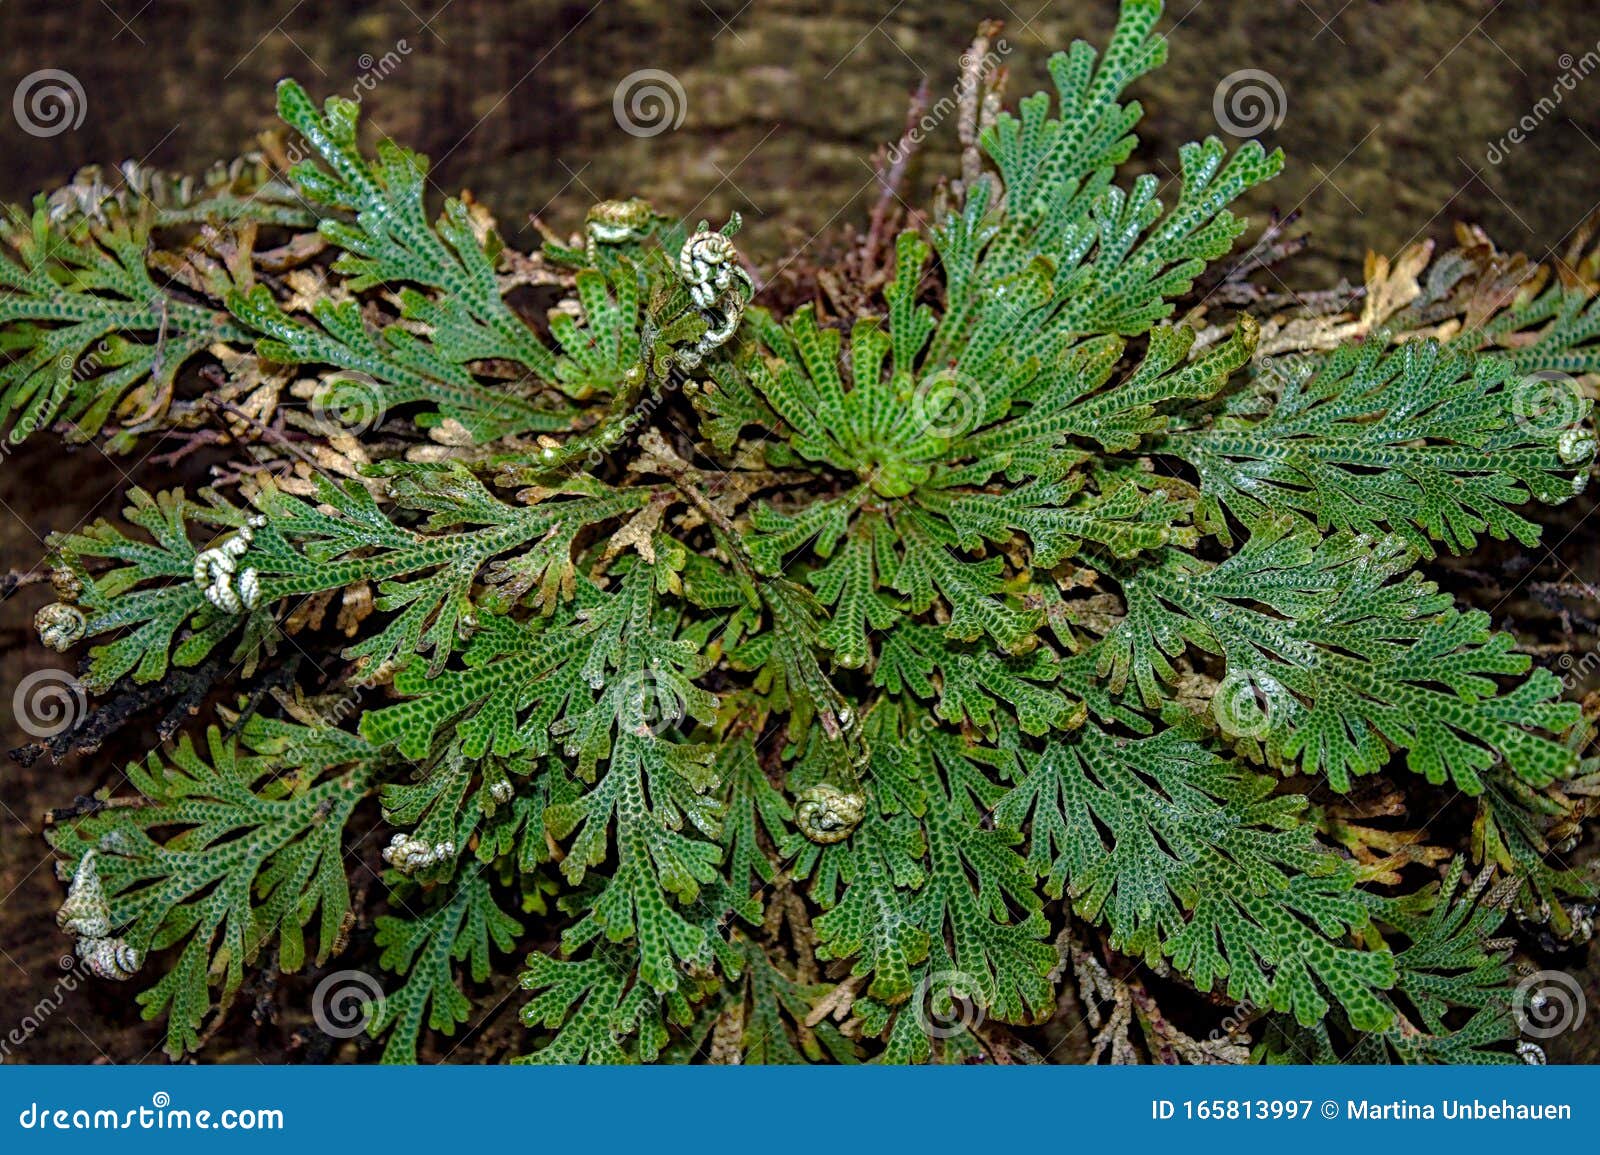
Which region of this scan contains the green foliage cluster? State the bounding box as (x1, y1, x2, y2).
(12, 0, 1599, 1064)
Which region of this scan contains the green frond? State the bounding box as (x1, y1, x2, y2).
(1174, 339, 1593, 554)
(996, 718, 1396, 1030)
(0, 203, 249, 443)
(217, 81, 607, 440)
(516, 946, 704, 1064)
(370, 872, 522, 1063)
(811, 812, 931, 1004)
(1263, 861, 1523, 1063)
(1100, 521, 1581, 791)
(731, 937, 861, 1064)
(49, 466, 654, 690)
(46, 716, 385, 1057)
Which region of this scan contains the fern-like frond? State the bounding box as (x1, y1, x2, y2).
(1173, 339, 1593, 554)
(46, 717, 384, 1057)
(997, 718, 1396, 1030)
(0, 204, 249, 443)
(1100, 522, 1580, 791)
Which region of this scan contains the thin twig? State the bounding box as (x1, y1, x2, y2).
(209, 399, 334, 479)
(864, 79, 930, 269)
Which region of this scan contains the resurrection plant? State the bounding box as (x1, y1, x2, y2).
(6, 0, 1600, 1064)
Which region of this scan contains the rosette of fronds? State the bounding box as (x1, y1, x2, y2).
(15, 0, 1596, 1064)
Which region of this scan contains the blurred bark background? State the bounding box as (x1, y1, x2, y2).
(1, 0, 1598, 281)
